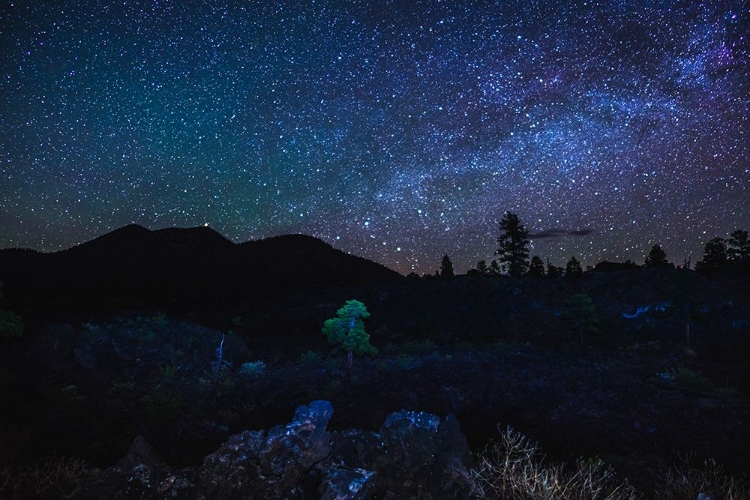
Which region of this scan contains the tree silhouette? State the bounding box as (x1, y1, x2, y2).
(528, 256, 545, 277)
(562, 293, 599, 344)
(644, 244, 669, 268)
(695, 237, 728, 274)
(322, 300, 377, 375)
(440, 255, 455, 278)
(565, 257, 583, 278)
(546, 261, 563, 278)
(496, 212, 530, 277)
(476, 260, 489, 275)
(468, 260, 490, 276)
(489, 260, 502, 275)
(728, 229, 749, 262)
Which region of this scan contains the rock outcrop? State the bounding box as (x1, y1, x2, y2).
(70, 400, 476, 499)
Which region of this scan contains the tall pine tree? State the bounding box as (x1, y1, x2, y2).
(728, 230, 749, 262)
(496, 212, 530, 277)
(644, 244, 669, 268)
(440, 255, 455, 278)
(695, 237, 728, 274)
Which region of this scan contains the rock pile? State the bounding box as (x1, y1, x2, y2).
(70, 400, 476, 499)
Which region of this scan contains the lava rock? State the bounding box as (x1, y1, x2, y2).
(70, 400, 475, 499)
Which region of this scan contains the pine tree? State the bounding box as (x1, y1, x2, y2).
(496, 212, 530, 277)
(468, 260, 490, 276)
(644, 244, 669, 268)
(440, 255, 455, 278)
(489, 260, 502, 275)
(562, 293, 599, 344)
(728, 230, 749, 262)
(476, 260, 490, 275)
(546, 260, 563, 278)
(322, 300, 377, 374)
(528, 256, 545, 277)
(565, 256, 583, 278)
(695, 237, 728, 274)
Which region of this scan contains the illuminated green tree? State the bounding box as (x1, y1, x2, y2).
(322, 300, 377, 374)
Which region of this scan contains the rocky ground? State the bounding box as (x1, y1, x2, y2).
(0, 310, 748, 498)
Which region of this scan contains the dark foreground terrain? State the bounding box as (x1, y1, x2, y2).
(1, 228, 749, 498)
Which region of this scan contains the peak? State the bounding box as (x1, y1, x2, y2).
(152, 226, 235, 248)
(113, 224, 151, 235)
(88, 224, 152, 244)
(265, 234, 331, 245)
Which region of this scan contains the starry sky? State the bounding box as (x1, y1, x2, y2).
(1, 0, 748, 275)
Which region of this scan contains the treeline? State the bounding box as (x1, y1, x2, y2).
(434, 212, 750, 278)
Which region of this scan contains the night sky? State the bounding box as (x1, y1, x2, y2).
(1, 1, 748, 275)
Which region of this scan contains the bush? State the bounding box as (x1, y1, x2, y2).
(397, 354, 416, 370)
(0, 457, 88, 499)
(240, 361, 266, 380)
(0, 310, 23, 340)
(141, 386, 183, 426)
(658, 366, 714, 394)
(299, 350, 322, 365)
(472, 426, 638, 500)
(656, 457, 750, 500)
(398, 339, 436, 354)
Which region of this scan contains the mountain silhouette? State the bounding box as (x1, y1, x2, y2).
(0, 225, 401, 315)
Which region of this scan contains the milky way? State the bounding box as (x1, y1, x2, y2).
(1, 0, 748, 274)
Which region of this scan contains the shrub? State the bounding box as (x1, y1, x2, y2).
(562, 293, 599, 344)
(472, 426, 638, 500)
(299, 350, 322, 365)
(398, 339, 436, 354)
(141, 386, 183, 426)
(159, 365, 179, 381)
(397, 354, 416, 370)
(0, 310, 23, 340)
(375, 359, 392, 372)
(656, 457, 750, 500)
(658, 366, 714, 394)
(151, 311, 168, 327)
(240, 361, 266, 380)
(0, 457, 88, 499)
(715, 387, 747, 406)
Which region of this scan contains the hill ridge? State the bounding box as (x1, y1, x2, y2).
(0, 224, 402, 315)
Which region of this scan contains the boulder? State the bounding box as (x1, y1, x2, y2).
(198, 400, 334, 499)
(70, 400, 475, 499)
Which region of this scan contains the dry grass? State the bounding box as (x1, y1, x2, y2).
(655, 456, 750, 500)
(472, 426, 639, 500)
(0, 457, 88, 500)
